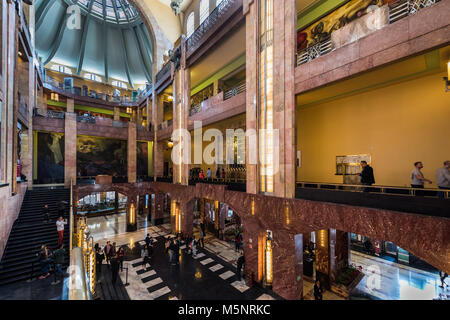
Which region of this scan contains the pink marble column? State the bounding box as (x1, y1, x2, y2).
(64, 113, 77, 187)
(128, 122, 137, 183)
(113, 107, 120, 121)
(152, 93, 164, 178)
(151, 193, 165, 225)
(273, 232, 303, 300)
(172, 38, 190, 186)
(180, 200, 194, 237)
(66, 98, 74, 113)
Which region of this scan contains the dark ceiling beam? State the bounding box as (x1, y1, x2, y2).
(44, 8, 70, 65)
(133, 26, 152, 82)
(76, 0, 95, 75)
(102, 0, 109, 82)
(36, 0, 54, 30)
(118, 28, 134, 88)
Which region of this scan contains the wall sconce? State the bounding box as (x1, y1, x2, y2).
(167, 139, 174, 148)
(129, 203, 135, 225)
(444, 61, 450, 92)
(126, 107, 133, 114)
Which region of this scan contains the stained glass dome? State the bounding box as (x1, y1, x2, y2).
(77, 0, 140, 24)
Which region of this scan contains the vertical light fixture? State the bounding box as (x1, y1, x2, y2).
(259, 0, 274, 193)
(264, 230, 273, 287)
(129, 203, 135, 225)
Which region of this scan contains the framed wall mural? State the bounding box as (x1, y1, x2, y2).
(77, 136, 127, 177)
(297, 0, 387, 51)
(137, 141, 149, 176)
(37, 132, 65, 183)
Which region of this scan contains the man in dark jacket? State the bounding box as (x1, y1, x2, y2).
(110, 255, 120, 285)
(314, 280, 323, 300)
(360, 161, 375, 192)
(42, 204, 50, 223)
(53, 244, 65, 279)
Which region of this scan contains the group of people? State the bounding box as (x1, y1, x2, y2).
(359, 160, 450, 195)
(94, 241, 125, 285)
(37, 244, 66, 281)
(193, 168, 227, 180)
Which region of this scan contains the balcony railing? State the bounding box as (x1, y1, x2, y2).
(190, 104, 202, 116)
(156, 62, 172, 84)
(388, 0, 441, 24)
(185, 0, 237, 55)
(77, 115, 96, 124)
(296, 36, 333, 67)
(224, 81, 246, 100)
(47, 110, 65, 119)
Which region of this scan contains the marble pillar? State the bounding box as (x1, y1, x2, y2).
(172, 39, 190, 186)
(113, 107, 120, 121)
(152, 93, 164, 178)
(128, 122, 137, 183)
(180, 200, 194, 237)
(66, 98, 74, 113)
(330, 229, 350, 282)
(315, 229, 331, 289)
(64, 113, 77, 187)
(151, 193, 165, 225)
(273, 232, 303, 299)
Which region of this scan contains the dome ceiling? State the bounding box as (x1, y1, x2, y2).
(35, 0, 154, 88)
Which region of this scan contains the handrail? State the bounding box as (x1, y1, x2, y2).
(224, 81, 246, 100)
(296, 36, 333, 67)
(296, 181, 449, 198)
(388, 0, 440, 24)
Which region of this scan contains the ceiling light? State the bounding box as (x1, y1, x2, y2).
(170, 0, 183, 15)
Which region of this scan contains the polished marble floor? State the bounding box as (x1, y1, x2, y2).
(85, 213, 447, 300)
(350, 251, 448, 300)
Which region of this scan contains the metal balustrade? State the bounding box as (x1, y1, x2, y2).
(77, 115, 96, 124)
(185, 0, 236, 55)
(388, 0, 440, 24)
(156, 62, 172, 84)
(224, 81, 246, 100)
(47, 110, 65, 119)
(296, 36, 333, 67)
(190, 104, 202, 116)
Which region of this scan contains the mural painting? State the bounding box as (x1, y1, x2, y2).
(37, 132, 65, 183)
(77, 136, 127, 177)
(137, 141, 149, 176)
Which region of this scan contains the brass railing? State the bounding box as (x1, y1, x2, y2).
(224, 81, 246, 100)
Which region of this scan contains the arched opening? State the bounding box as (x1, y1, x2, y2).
(299, 229, 445, 300)
(186, 12, 195, 37)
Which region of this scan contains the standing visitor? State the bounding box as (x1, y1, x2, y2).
(314, 280, 323, 300)
(56, 216, 67, 246)
(411, 161, 432, 188)
(359, 161, 375, 192)
(216, 167, 220, 179)
(199, 170, 204, 179)
(117, 247, 125, 272)
(95, 244, 104, 279)
(207, 168, 212, 179)
(192, 238, 197, 257)
(439, 271, 448, 289)
(42, 204, 50, 223)
(145, 233, 151, 246)
(104, 241, 113, 266)
(236, 252, 245, 282)
(235, 232, 241, 252)
(57, 200, 67, 217)
(221, 168, 226, 179)
(53, 244, 65, 280)
(110, 254, 119, 286)
(141, 244, 150, 270)
(198, 228, 205, 248)
(436, 161, 450, 198)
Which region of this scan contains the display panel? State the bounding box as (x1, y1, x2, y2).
(77, 136, 127, 177)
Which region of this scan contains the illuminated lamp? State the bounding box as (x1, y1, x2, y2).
(50, 93, 59, 101)
(264, 230, 273, 287)
(167, 139, 174, 148)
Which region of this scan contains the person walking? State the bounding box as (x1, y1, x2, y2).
(141, 244, 150, 270)
(110, 254, 120, 286)
(145, 233, 152, 246)
(411, 161, 432, 189)
(436, 161, 450, 198)
(117, 247, 125, 272)
(359, 161, 375, 192)
(42, 204, 50, 223)
(38, 245, 52, 279)
(236, 252, 245, 282)
(56, 216, 67, 246)
(53, 244, 65, 281)
(439, 271, 448, 289)
(314, 280, 323, 300)
(192, 238, 197, 257)
(235, 232, 241, 252)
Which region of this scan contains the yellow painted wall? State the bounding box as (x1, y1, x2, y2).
(297, 72, 450, 187)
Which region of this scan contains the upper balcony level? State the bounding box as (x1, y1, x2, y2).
(295, 0, 449, 94)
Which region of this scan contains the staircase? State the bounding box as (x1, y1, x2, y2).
(0, 188, 70, 286)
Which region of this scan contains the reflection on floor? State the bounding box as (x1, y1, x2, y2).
(200, 233, 241, 268)
(98, 225, 277, 300)
(350, 251, 448, 300)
